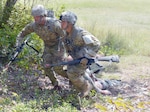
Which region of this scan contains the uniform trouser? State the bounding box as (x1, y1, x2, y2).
(44, 66, 68, 86)
(67, 64, 93, 97)
(42, 46, 68, 86)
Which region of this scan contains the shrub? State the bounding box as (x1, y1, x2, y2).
(0, 3, 32, 65)
(0, 2, 66, 71)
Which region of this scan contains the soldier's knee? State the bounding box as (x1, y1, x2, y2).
(69, 76, 93, 97)
(79, 81, 93, 97)
(54, 66, 68, 78)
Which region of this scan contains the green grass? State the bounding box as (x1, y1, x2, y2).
(56, 0, 150, 56)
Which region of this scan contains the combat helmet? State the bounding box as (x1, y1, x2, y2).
(60, 11, 77, 25)
(31, 5, 47, 16)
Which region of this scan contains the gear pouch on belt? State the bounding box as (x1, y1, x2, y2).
(89, 63, 103, 74)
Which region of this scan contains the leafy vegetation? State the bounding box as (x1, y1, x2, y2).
(0, 2, 32, 65)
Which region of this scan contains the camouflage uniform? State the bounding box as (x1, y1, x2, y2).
(63, 26, 100, 96)
(16, 17, 68, 86)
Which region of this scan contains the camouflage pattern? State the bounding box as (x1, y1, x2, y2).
(16, 17, 67, 86)
(31, 5, 47, 16)
(63, 26, 100, 59)
(63, 26, 100, 97)
(60, 11, 77, 25)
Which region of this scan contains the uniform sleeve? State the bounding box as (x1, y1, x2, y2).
(81, 31, 100, 57)
(16, 22, 34, 47)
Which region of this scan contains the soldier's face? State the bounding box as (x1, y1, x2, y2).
(61, 20, 68, 30)
(34, 16, 45, 25)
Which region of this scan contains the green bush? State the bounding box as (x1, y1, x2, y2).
(0, 2, 66, 71)
(0, 3, 32, 65)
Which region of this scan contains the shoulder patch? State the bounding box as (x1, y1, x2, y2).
(82, 35, 94, 44)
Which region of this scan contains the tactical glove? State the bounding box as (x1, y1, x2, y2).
(80, 58, 88, 66)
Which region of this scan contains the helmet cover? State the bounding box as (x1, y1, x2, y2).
(31, 5, 47, 16)
(60, 11, 77, 25)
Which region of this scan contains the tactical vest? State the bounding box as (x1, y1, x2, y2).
(64, 26, 99, 58)
(32, 18, 64, 47)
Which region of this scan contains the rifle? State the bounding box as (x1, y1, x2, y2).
(45, 55, 119, 68)
(45, 55, 119, 95)
(0, 36, 39, 74)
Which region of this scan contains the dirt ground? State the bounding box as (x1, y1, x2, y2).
(0, 55, 150, 111)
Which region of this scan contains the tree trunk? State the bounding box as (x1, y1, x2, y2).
(0, 0, 18, 28)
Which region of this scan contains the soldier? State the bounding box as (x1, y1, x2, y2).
(59, 11, 104, 97)
(16, 5, 68, 89)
